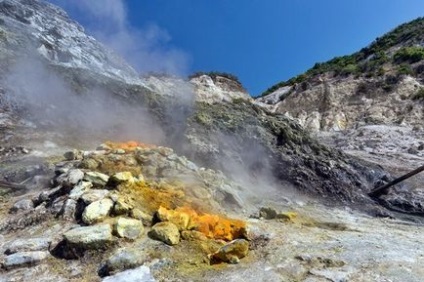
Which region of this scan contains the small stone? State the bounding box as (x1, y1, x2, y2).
(148, 222, 180, 245)
(84, 171, 109, 188)
(113, 149, 126, 154)
(103, 248, 150, 275)
(97, 143, 111, 151)
(156, 206, 190, 230)
(51, 196, 66, 215)
(79, 158, 99, 170)
(63, 224, 113, 249)
(107, 172, 134, 188)
(2, 251, 49, 269)
(80, 189, 110, 205)
(181, 230, 207, 241)
(4, 238, 51, 254)
(211, 239, 249, 264)
(114, 217, 144, 240)
(102, 265, 155, 282)
(82, 198, 114, 225)
(69, 181, 93, 200)
(276, 211, 297, 221)
(259, 207, 278, 219)
(64, 149, 83, 161)
(56, 169, 84, 187)
(114, 197, 133, 216)
(62, 199, 77, 220)
(10, 199, 34, 213)
(130, 209, 153, 226)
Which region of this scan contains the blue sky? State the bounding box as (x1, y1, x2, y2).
(50, 1, 424, 96)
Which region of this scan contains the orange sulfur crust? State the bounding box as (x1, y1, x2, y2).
(104, 140, 156, 151)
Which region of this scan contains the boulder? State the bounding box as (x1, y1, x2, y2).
(211, 239, 249, 264)
(102, 265, 155, 282)
(4, 238, 51, 254)
(114, 217, 144, 240)
(2, 251, 49, 269)
(148, 222, 180, 245)
(84, 171, 109, 188)
(82, 198, 114, 225)
(63, 224, 113, 249)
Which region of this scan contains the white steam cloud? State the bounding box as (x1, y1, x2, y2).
(51, 0, 190, 75)
(5, 57, 165, 148)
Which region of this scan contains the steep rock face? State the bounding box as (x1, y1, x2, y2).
(190, 75, 252, 103)
(260, 75, 424, 131)
(0, 0, 141, 84)
(254, 18, 424, 214)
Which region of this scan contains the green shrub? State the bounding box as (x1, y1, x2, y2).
(393, 46, 424, 63)
(340, 64, 359, 76)
(189, 71, 241, 84)
(397, 63, 414, 76)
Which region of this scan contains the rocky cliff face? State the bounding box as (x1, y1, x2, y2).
(255, 18, 424, 215)
(0, 0, 142, 84)
(258, 75, 423, 132)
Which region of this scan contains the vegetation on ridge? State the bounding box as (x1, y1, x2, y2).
(260, 17, 424, 97)
(189, 71, 242, 85)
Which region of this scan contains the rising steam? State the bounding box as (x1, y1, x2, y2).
(50, 0, 190, 75)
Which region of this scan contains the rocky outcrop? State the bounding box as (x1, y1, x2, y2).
(259, 76, 424, 131)
(190, 74, 252, 103)
(0, 0, 142, 84)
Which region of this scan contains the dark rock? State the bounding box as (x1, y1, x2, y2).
(259, 207, 278, 219)
(64, 149, 83, 161)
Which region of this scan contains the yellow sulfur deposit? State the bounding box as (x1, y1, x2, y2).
(157, 206, 247, 241)
(104, 140, 156, 151)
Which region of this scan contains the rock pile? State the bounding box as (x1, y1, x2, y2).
(1, 141, 252, 280)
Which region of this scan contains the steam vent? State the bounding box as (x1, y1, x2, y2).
(1, 0, 424, 281)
